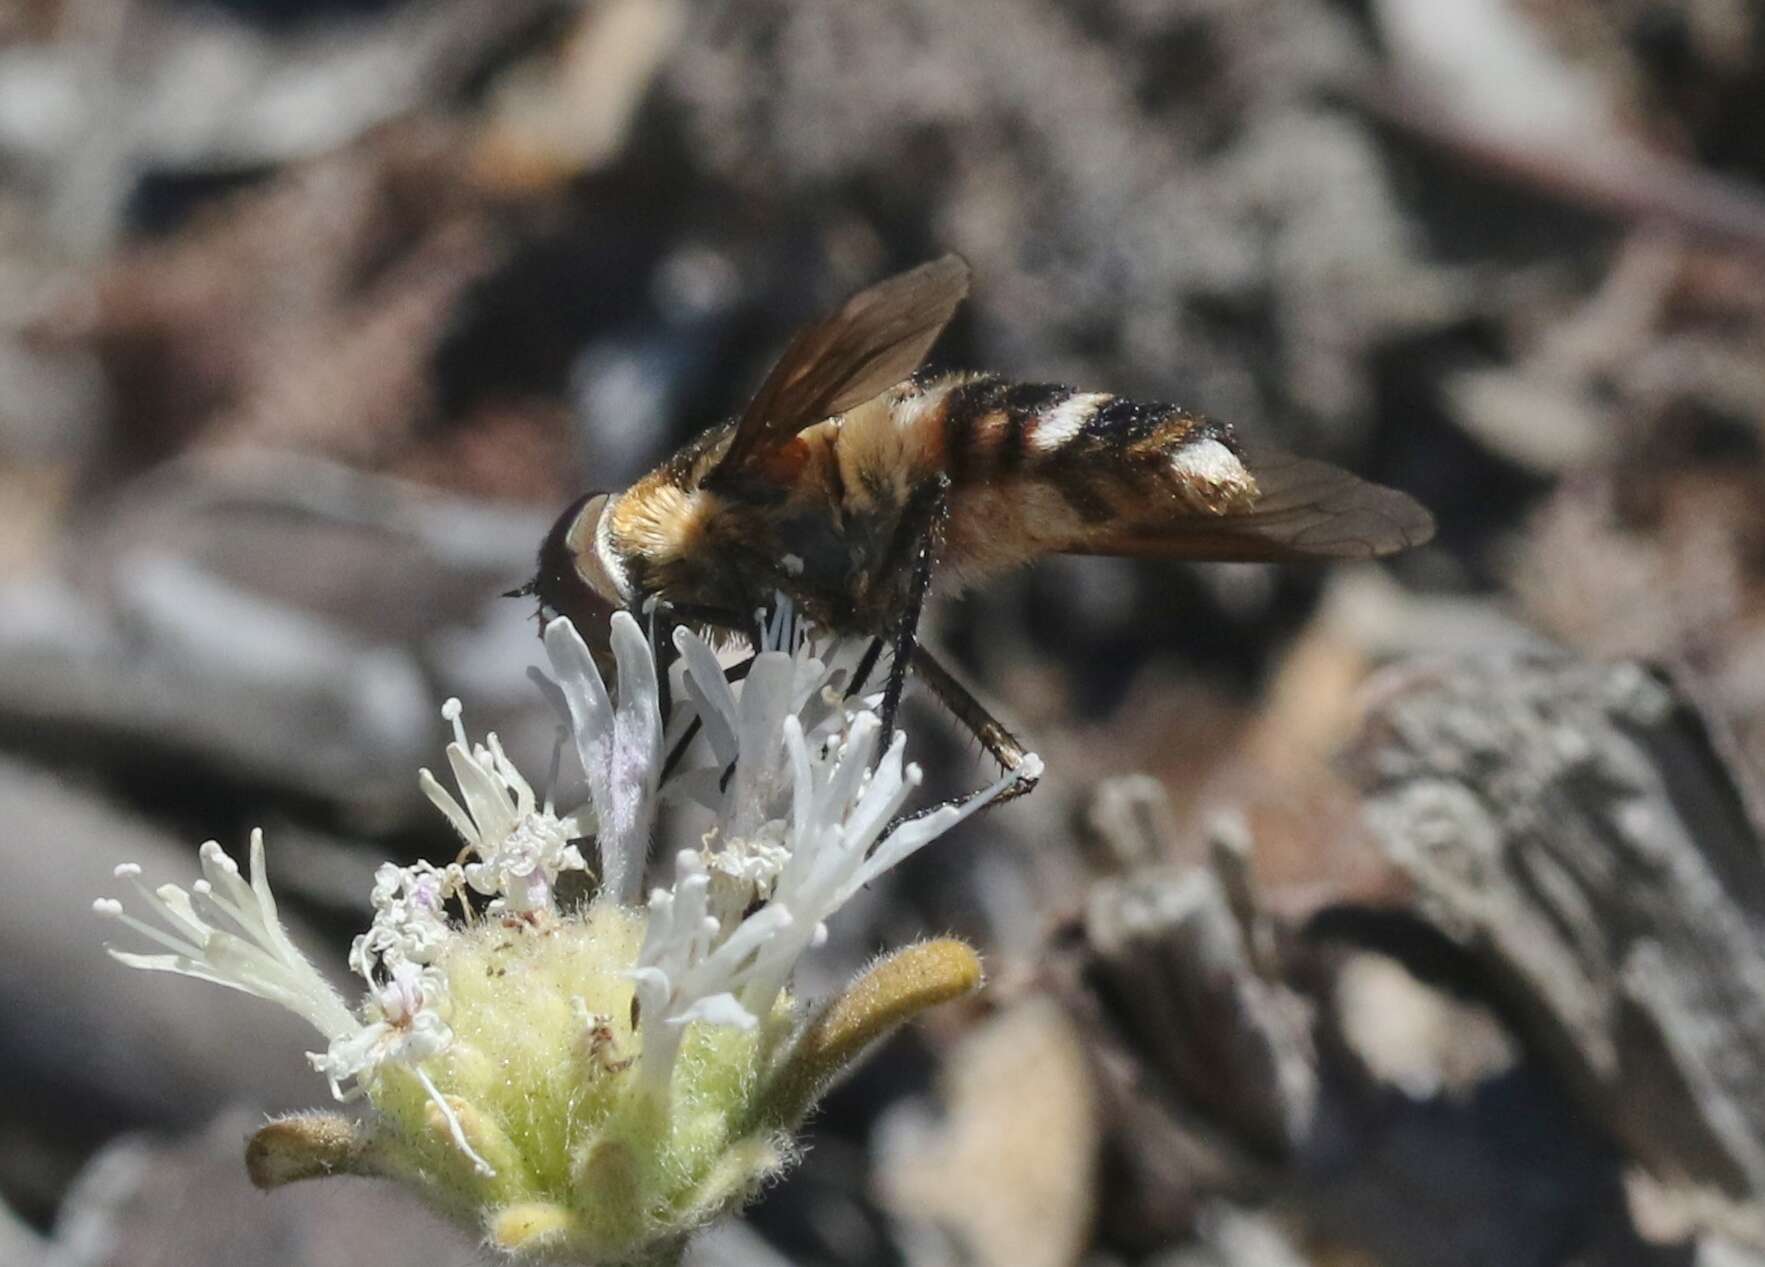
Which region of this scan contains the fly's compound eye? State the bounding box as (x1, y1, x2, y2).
(526, 492, 622, 656)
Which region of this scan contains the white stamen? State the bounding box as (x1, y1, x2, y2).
(416, 1066, 493, 1176)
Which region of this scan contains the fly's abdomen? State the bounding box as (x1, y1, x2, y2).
(916, 373, 1260, 524)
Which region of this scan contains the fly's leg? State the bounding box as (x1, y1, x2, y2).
(909, 644, 1040, 806)
(877, 475, 950, 744)
(660, 720, 699, 784)
(642, 599, 757, 786)
(660, 653, 755, 783)
(866, 647, 1040, 848)
(844, 636, 886, 702)
(645, 599, 677, 722)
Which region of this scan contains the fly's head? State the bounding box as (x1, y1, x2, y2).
(515, 491, 630, 661)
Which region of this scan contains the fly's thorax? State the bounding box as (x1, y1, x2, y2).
(605, 476, 721, 607)
(595, 466, 794, 623)
(830, 391, 942, 519)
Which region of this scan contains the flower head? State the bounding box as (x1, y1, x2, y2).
(623, 624, 1036, 1100)
(98, 600, 1030, 1265)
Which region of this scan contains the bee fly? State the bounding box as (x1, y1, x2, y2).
(518, 255, 1433, 803)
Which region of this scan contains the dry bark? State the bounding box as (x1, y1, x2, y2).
(1346, 656, 1765, 1219)
(1054, 656, 1765, 1264)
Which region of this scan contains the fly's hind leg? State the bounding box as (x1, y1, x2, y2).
(909, 645, 1040, 806)
(868, 475, 1039, 827)
(865, 646, 1039, 849)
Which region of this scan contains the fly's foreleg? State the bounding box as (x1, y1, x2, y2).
(641, 599, 759, 785)
(659, 652, 755, 783)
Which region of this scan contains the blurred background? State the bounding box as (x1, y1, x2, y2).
(7, 1, 1765, 1264)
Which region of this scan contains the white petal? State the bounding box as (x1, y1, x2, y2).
(815, 712, 881, 828)
(669, 993, 758, 1030)
(247, 829, 307, 971)
(783, 716, 814, 846)
(839, 734, 918, 857)
(675, 628, 741, 766)
(661, 766, 724, 811)
(545, 616, 617, 780)
(445, 742, 518, 843)
(418, 769, 480, 847)
(627, 964, 673, 998)
(593, 613, 663, 904)
(723, 652, 796, 833)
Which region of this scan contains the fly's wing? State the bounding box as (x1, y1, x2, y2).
(1078, 446, 1435, 562)
(702, 255, 970, 491)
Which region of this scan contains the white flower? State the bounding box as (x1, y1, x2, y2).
(735, 710, 1035, 1022)
(95, 832, 492, 1175)
(419, 697, 587, 916)
(628, 850, 794, 1099)
(93, 830, 357, 1043)
(310, 960, 452, 1097)
(622, 603, 1039, 1098)
(537, 612, 662, 905)
(310, 958, 492, 1176)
